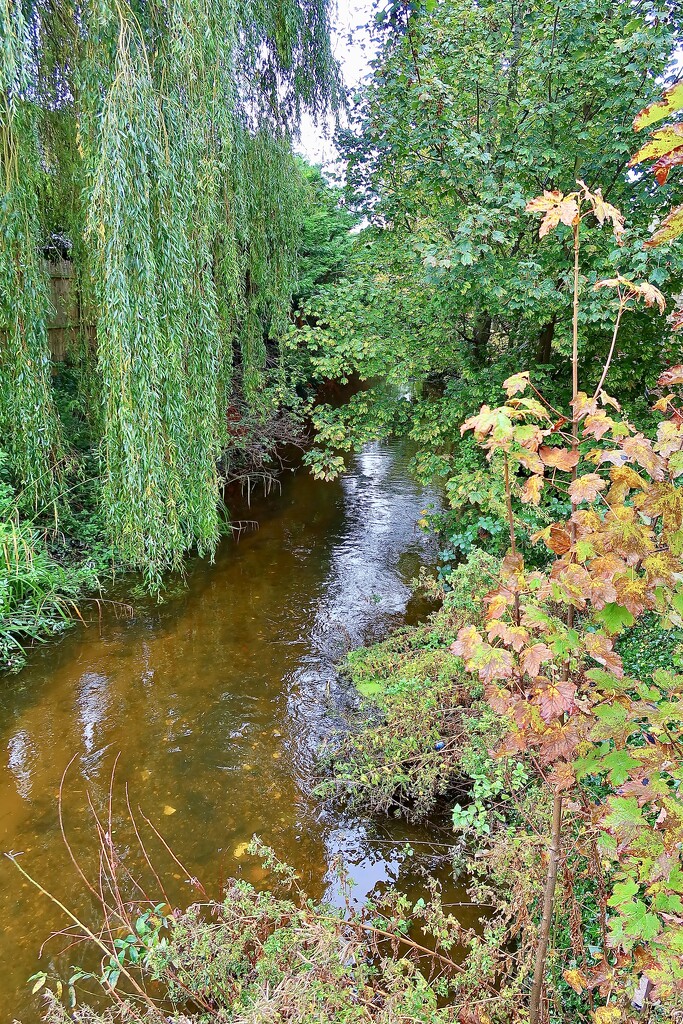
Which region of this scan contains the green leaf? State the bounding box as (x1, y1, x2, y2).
(594, 602, 635, 634)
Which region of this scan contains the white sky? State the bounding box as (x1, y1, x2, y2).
(298, 0, 376, 166)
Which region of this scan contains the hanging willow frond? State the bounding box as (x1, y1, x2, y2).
(0, 0, 337, 579)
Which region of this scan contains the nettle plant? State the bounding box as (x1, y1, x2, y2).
(451, 182, 683, 1022)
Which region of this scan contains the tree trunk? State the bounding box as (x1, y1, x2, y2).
(529, 793, 563, 1024)
(536, 317, 556, 364)
(472, 313, 492, 364)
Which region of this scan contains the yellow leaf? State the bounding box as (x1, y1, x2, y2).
(593, 1007, 623, 1024)
(233, 841, 249, 858)
(163, 805, 176, 816)
(633, 82, 683, 131)
(563, 967, 588, 994)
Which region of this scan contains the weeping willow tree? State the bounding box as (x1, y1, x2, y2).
(0, 0, 336, 579)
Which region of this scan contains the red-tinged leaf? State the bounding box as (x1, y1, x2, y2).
(451, 625, 482, 660)
(630, 123, 683, 166)
(485, 686, 513, 715)
(633, 82, 683, 132)
(469, 644, 514, 684)
(571, 391, 598, 419)
(588, 576, 618, 610)
(621, 434, 666, 481)
(514, 450, 545, 475)
(585, 633, 624, 678)
(520, 474, 544, 506)
(549, 762, 576, 794)
(582, 412, 615, 441)
(589, 190, 625, 243)
(568, 473, 607, 504)
(537, 723, 580, 764)
(485, 592, 511, 620)
(653, 145, 683, 185)
(540, 446, 579, 471)
(548, 523, 571, 555)
(590, 553, 628, 580)
(503, 371, 530, 397)
(645, 203, 683, 248)
(487, 620, 529, 652)
(599, 391, 621, 412)
(653, 394, 674, 413)
(658, 365, 683, 387)
(521, 642, 553, 677)
(501, 552, 525, 580)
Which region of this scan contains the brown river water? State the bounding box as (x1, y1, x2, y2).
(0, 442, 473, 1022)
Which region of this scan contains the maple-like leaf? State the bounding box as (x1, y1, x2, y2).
(520, 474, 544, 505)
(537, 723, 580, 764)
(652, 146, 683, 185)
(535, 678, 577, 723)
(549, 762, 576, 793)
(582, 411, 615, 441)
(630, 123, 683, 166)
(645, 202, 683, 248)
(502, 371, 530, 397)
(568, 473, 607, 504)
(588, 189, 625, 243)
(547, 523, 571, 555)
(526, 191, 579, 237)
(563, 968, 588, 994)
(451, 625, 482, 660)
(520, 642, 553, 677)
(514, 449, 545, 475)
(611, 572, 649, 616)
(656, 420, 683, 458)
(621, 434, 666, 481)
(633, 82, 683, 132)
(600, 391, 621, 412)
(571, 391, 598, 419)
(585, 632, 624, 678)
(469, 643, 514, 684)
(588, 576, 618, 610)
(658, 365, 683, 388)
(486, 619, 526, 650)
(633, 281, 667, 312)
(485, 591, 512, 620)
(540, 446, 579, 471)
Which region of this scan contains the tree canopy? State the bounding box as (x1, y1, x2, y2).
(297, 0, 683, 483)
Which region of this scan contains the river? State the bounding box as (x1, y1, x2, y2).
(0, 442, 472, 1021)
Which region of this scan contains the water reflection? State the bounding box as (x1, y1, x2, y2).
(0, 442, 463, 1022)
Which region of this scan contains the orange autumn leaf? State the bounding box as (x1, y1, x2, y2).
(568, 473, 607, 504)
(540, 446, 580, 471)
(520, 474, 544, 505)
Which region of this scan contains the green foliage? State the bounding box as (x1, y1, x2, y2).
(292, 0, 683, 540)
(294, 163, 357, 305)
(318, 550, 502, 820)
(0, 450, 104, 673)
(0, 0, 337, 582)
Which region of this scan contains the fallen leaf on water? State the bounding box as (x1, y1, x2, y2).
(163, 805, 176, 816)
(233, 842, 249, 858)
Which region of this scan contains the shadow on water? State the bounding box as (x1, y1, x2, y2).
(0, 442, 472, 1021)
